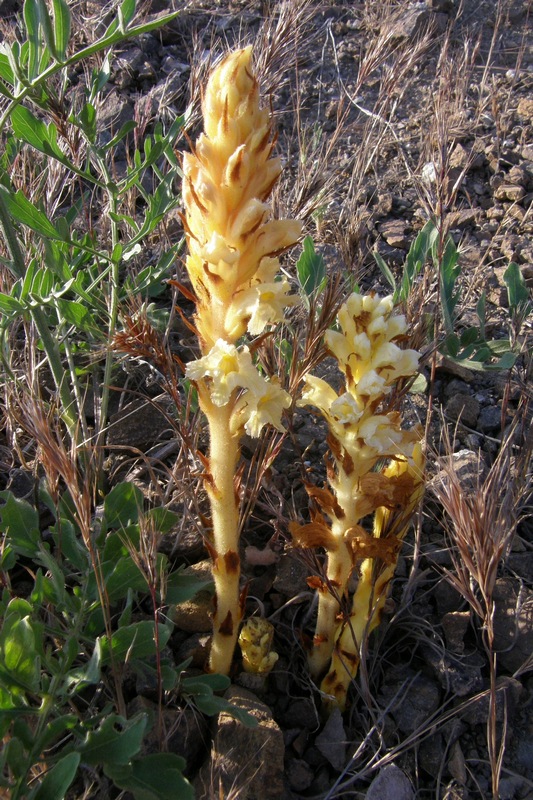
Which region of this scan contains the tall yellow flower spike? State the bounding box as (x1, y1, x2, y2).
(183, 47, 302, 676)
(183, 46, 301, 350)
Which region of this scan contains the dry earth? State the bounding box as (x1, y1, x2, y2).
(1, 0, 532, 798)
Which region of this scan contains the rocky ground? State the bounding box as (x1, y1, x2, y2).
(1, 0, 532, 797)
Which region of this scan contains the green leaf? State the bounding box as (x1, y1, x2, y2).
(101, 555, 149, 603)
(442, 333, 460, 358)
(55, 299, 96, 332)
(437, 234, 461, 334)
(373, 249, 396, 292)
(191, 693, 258, 726)
(0, 293, 24, 315)
(23, 0, 42, 80)
(144, 507, 179, 535)
(296, 236, 326, 299)
(396, 219, 437, 304)
(66, 640, 101, 693)
(99, 622, 171, 666)
(50, 518, 88, 571)
(0, 491, 40, 558)
(0, 53, 15, 85)
(0, 186, 62, 240)
(102, 481, 143, 531)
(182, 673, 229, 693)
(105, 753, 193, 800)
(89, 52, 112, 99)
(459, 327, 480, 347)
(106, 120, 137, 150)
(476, 291, 486, 337)
(503, 261, 532, 317)
(51, 0, 71, 61)
(80, 713, 147, 766)
(165, 570, 213, 605)
(0, 611, 40, 692)
(32, 752, 80, 800)
(37, 0, 59, 61)
(10, 107, 75, 172)
(77, 101, 97, 142)
(119, 0, 136, 29)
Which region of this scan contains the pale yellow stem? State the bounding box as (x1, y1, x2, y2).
(308, 536, 353, 680)
(204, 401, 242, 675)
(320, 557, 374, 710)
(321, 556, 399, 710)
(308, 467, 364, 680)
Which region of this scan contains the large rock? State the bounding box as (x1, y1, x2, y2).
(195, 687, 285, 800)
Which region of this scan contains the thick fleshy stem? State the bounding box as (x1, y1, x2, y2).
(321, 446, 425, 710)
(202, 400, 242, 675)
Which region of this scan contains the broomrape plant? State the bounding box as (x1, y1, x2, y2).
(290, 293, 425, 710)
(183, 49, 426, 702)
(182, 46, 302, 675)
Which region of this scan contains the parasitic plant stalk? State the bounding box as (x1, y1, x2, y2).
(290, 293, 424, 708)
(321, 444, 425, 709)
(182, 47, 301, 675)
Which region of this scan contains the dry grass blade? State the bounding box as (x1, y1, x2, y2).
(430, 403, 532, 800)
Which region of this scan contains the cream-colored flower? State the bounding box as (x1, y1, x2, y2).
(228, 276, 298, 336)
(235, 376, 291, 437)
(185, 339, 259, 406)
(358, 414, 405, 455)
(356, 369, 388, 398)
(298, 374, 339, 419)
(330, 392, 363, 425)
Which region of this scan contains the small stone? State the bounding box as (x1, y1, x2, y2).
(447, 740, 467, 784)
(498, 775, 526, 800)
(366, 764, 415, 800)
(171, 561, 214, 633)
(435, 356, 475, 381)
(517, 97, 533, 122)
(272, 552, 310, 598)
(194, 687, 284, 800)
(107, 395, 173, 451)
(379, 219, 411, 248)
(442, 611, 471, 654)
(128, 696, 208, 769)
(493, 578, 533, 673)
(315, 707, 346, 770)
(507, 165, 529, 186)
(459, 676, 522, 725)
(444, 393, 480, 427)
(418, 733, 446, 776)
(424, 648, 483, 697)
(278, 697, 319, 731)
(494, 184, 525, 202)
(172, 632, 210, 669)
(477, 405, 503, 433)
(287, 758, 314, 791)
(445, 208, 479, 229)
(381, 669, 441, 734)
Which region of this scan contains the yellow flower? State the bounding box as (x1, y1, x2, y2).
(185, 339, 259, 406)
(299, 374, 339, 420)
(234, 375, 291, 438)
(228, 276, 298, 336)
(182, 47, 302, 347)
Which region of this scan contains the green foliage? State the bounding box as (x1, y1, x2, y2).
(296, 235, 327, 308)
(0, 0, 184, 451)
(0, 483, 218, 797)
(376, 218, 527, 371)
